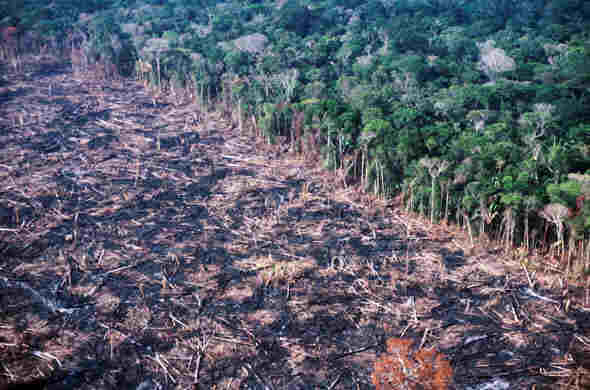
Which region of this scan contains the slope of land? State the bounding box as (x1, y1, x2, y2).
(1, 58, 589, 389)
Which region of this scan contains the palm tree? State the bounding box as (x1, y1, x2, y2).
(419, 157, 450, 224)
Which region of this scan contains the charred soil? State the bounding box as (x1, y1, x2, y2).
(1, 57, 589, 389)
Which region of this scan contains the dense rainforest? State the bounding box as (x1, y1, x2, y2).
(2, 0, 590, 268)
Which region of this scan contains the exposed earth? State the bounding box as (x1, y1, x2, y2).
(1, 56, 589, 389)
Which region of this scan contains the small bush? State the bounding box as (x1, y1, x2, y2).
(372, 338, 453, 390)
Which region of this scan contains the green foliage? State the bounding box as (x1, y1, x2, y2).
(260, 103, 293, 143)
(224, 50, 251, 75)
(4, 0, 589, 253)
(547, 180, 581, 206)
(276, 0, 313, 36)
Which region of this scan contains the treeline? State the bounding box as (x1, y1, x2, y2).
(1, 0, 590, 269)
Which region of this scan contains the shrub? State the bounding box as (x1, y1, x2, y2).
(372, 338, 453, 390)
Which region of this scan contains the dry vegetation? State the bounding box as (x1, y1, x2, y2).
(372, 337, 452, 390)
(1, 56, 590, 390)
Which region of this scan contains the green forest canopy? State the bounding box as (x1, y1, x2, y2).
(2, 0, 590, 255)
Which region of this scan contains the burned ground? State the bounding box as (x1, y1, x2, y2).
(1, 58, 589, 389)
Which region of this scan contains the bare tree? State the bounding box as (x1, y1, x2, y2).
(275, 68, 299, 103)
(358, 130, 377, 190)
(439, 178, 450, 223)
(0, 26, 18, 60)
(501, 207, 516, 252)
(478, 195, 497, 239)
(523, 196, 541, 251)
(477, 40, 516, 82)
(519, 103, 556, 140)
(518, 104, 557, 182)
(141, 38, 171, 90)
(420, 158, 450, 224)
(539, 203, 570, 257)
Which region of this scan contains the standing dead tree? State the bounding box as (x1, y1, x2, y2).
(275, 68, 299, 103)
(136, 59, 153, 86)
(420, 157, 450, 224)
(0, 26, 18, 60)
(290, 109, 304, 154)
(1, 26, 20, 71)
(539, 203, 570, 261)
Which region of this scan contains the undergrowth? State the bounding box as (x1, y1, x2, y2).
(372, 338, 453, 390)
